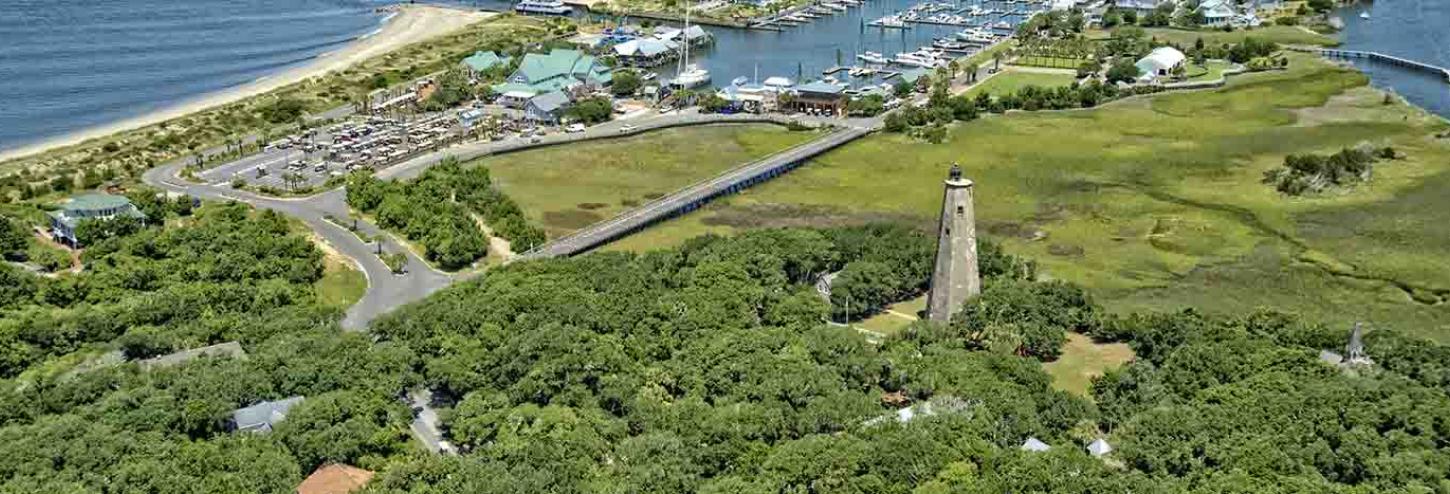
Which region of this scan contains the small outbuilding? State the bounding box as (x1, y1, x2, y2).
(789, 81, 849, 117)
(461, 51, 510, 78)
(525, 90, 573, 124)
(1087, 438, 1113, 457)
(1021, 437, 1051, 452)
(296, 464, 375, 494)
(1135, 46, 1186, 82)
(232, 396, 305, 434)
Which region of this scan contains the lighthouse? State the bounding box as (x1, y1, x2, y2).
(926, 163, 981, 322)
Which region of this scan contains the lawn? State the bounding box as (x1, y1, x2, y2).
(1087, 25, 1338, 48)
(964, 70, 1079, 99)
(315, 255, 367, 310)
(1186, 59, 1234, 82)
(1042, 332, 1136, 396)
(614, 54, 1450, 342)
(476, 124, 821, 240)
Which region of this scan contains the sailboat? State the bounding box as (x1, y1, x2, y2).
(671, 3, 712, 89)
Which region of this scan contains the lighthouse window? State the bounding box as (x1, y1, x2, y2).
(956, 206, 964, 216)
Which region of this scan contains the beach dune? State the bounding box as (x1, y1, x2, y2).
(0, 5, 490, 163)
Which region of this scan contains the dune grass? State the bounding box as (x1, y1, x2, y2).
(476, 124, 821, 240)
(1043, 332, 1136, 396)
(613, 54, 1450, 341)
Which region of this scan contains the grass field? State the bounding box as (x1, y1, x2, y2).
(476, 124, 821, 240)
(315, 255, 367, 310)
(614, 54, 1450, 342)
(1186, 59, 1234, 82)
(1086, 25, 1338, 48)
(965, 70, 1079, 99)
(1042, 333, 1136, 396)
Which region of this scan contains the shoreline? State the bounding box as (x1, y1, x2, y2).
(0, 4, 490, 164)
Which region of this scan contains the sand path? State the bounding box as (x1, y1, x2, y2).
(0, 5, 491, 163)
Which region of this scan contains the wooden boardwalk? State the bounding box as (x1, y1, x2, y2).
(1314, 48, 1450, 82)
(521, 126, 874, 259)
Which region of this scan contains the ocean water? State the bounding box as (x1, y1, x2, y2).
(1335, 0, 1450, 118)
(0, 0, 392, 153)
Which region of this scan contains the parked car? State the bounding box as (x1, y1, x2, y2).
(619, 124, 638, 133)
(565, 123, 586, 133)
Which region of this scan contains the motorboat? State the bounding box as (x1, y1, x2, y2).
(893, 49, 943, 68)
(871, 15, 907, 28)
(932, 38, 970, 50)
(857, 51, 889, 64)
(514, 0, 572, 15)
(731, 76, 749, 86)
(956, 28, 995, 44)
(1359, 11, 1370, 19)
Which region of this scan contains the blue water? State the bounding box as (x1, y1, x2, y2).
(0, 0, 392, 152)
(1335, 0, 1450, 118)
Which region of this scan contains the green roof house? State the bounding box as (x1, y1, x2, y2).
(47, 193, 145, 247)
(461, 51, 511, 77)
(491, 49, 612, 99)
(896, 68, 932, 89)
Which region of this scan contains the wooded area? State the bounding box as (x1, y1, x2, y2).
(0, 218, 1447, 493)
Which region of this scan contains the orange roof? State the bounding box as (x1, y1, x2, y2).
(296, 464, 375, 494)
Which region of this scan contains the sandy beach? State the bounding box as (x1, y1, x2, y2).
(0, 4, 491, 163)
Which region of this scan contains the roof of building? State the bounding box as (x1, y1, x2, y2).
(794, 81, 848, 95)
(1136, 46, 1186, 74)
(653, 26, 683, 40)
(1021, 437, 1051, 452)
(897, 67, 932, 85)
(682, 25, 709, 41)
(614, 38, 676, 58)
(233, 396, 304, 433)
(515, 49, 612, 86)
(139, 341, 247, 370)
(296, 464, 375, 494)
(62, 193, 134, 212)
(462, 51, 510, 73)
(528, 90, 573, 114)
(762, 76, 794, 88)
(1198, 0, 1238, 16)
(1087, 438, 1113, 456)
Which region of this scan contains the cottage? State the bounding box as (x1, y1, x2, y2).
(48, 193, 146, 247)
(1197, 0, 1239, 27)
(296, 464, 375, 494)
(1115, 0, 1173, 16)
(1021, 437, 1052, 452)
(525, 90, 573, 124)
(460, 51, 511, 78)
(491, 49, 612, 97)
(789, 81, 849, 116)
(1087, 438, 1113, 457)
(613, 38, 678, 67)
(232, 396, 305, 433)
(1135, 46, 1186, 82)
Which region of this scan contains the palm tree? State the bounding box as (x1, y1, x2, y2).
(993, 52, 1004, 72)
(947, 60, 960, 80)
(966, 63, 980, 82)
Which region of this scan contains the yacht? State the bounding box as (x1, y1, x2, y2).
(514, 0, 572, 15)
(1359, 11, 1370, 19)
(822, 2, 849, 11)
(872, 14, 907, 28)
(857, 51, 889, 64)
(670, 3, 712, 89)
(956, 28, 995, 44)
(932, 38, 969, 51)
(893, 49, 943, 68)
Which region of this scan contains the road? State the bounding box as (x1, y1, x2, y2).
(406, 388, 452, 454)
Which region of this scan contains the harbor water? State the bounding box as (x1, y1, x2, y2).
(1334, 0, 1450, 118)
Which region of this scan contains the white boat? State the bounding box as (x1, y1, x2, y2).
(872, 14, 907, 28)
(514, 0, 572, 15)
(731, 76, 749, 86)
(992, 21, 1012, 29)
(1359, 11, 1370, 19)
(893, 49, 943, 68)
(956, 28, 995, 43)
(670, 3, 712, 90)
(933, 38, 970, 50)
(822, 2, 848, 11)
(857, 51, 889, 64)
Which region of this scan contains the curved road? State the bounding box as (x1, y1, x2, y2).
(142, 110, 868, 330)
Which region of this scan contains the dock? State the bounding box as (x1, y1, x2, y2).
(1314, 48, 1450, 82)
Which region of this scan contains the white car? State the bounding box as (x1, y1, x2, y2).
(565, 123, 586, 133)
(619, 124, 638, 133)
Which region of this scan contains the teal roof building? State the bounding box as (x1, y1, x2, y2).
(47, 193, 145, 246)
(491, 49, 612, 98)
(461, 50, 511, 75)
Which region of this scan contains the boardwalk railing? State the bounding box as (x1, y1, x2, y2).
(1296, 47, 1450, 82)
(521, 126, 873, 259)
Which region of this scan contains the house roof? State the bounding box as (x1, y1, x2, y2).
(1087, 438, 1113, 456)
(233, 396, 304, 433)
(614, 38, 676, 58)
(897, 67, 931, 85)
(528, 90, 572, 114)
(63, 193, 134, 212)
(1198, 0, 1238, 16)
(1021, 437, 1051, 452)
(296, 464, 375, 494)
(653, 27, 683, 40)
(762, 76, 794, 88)
(794, 81, 848, 95)
(462, 51, 510, 73)
(682, 25, 709, 40)
(1136, 46, 1185, 74)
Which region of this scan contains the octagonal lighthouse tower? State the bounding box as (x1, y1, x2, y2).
(926, 164, 981, 322)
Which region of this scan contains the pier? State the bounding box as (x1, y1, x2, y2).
(1314, 48, 1450, 83)
(523, 126, 874, 259)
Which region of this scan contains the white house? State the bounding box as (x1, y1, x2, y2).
(1135, 46, 1186, 82)
(1197, 0, 1239, 26)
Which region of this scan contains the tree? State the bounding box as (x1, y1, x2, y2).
(1106, 59, 1142, 83)
(0, 215, 28, 259)
(612, 70, 643, 96)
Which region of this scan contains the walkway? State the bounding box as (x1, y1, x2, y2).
(522, 124, 876, 259)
